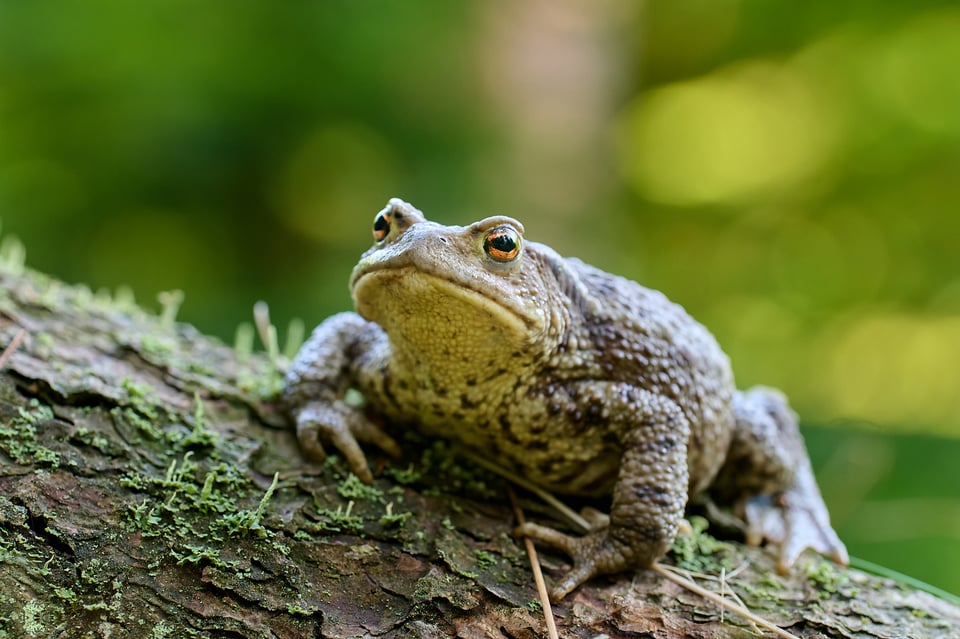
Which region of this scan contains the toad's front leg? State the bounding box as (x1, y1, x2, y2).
(516, 385, 690, 600)
(284, 312, 401, 483)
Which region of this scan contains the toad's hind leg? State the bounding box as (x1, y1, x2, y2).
(515, 385, 690, 601)
(712, 386, 848, 572)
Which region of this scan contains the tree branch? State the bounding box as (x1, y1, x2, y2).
(0, 266, 957, 638)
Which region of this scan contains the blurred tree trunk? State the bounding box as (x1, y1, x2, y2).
(0, 266, 957, 639)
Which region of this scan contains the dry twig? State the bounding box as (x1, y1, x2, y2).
(652, 562, 800, 639)
(0, 328, 26, 370)
(465, 449, 589, 532)
(508, 487, 560, 639)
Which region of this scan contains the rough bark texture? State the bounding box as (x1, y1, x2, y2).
(0, 265, 958, 639)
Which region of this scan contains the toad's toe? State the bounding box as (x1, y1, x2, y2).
(744, 493, 848, 572)
(515, 522, 645, 601)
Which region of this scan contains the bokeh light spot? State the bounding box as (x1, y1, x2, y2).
(868, 9, 960, 135)
(824, 314, 960, 432)
(615, 61, 838, 205)
(272, 124, 401, 243)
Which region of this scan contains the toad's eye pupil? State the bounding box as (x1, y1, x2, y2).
(484, 227, 520, 262)
(373, 212, 391, 241)
(489, 233, 515, 253)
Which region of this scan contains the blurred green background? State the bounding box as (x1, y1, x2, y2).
(1, 1, 958, 595)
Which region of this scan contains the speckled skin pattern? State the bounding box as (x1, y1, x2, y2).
(284, 198, 848, 600)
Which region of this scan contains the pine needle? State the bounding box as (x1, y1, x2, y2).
(0, 328, 26, 370)
(463, 449, 589, 532)
(508, 487, 560, 639)
(652, 562, 800, 639)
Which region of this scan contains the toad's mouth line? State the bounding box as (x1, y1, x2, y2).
(350, 266, 535, 333)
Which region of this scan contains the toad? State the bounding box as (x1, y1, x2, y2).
(284, 198, 848, 600)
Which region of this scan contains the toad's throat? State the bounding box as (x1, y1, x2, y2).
(351, 266, 533, 348)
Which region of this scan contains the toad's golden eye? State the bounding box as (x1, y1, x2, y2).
(483, 226, 521, 262)
(373, 211, 391, 242)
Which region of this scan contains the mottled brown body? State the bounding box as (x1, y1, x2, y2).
(285, 198, 847, 600)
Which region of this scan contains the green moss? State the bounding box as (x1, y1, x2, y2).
(171, 544, 240, 570)
(121, 453, 279, 579)
(34, 279, 59, 309)
(176, 393, 219, 451)
(120, 378, 154, 401)
(52, 587, 76, 603)
(112, 379, 167, 442)
(139, 335, 175, 360)
(668, 516, 733, 574)
(148, 620, 175, 639)
(378, 502, 412, 528)
(112, 285, 137, 312)
(806, 558, 847, 594)
(337, 473, 384, 502)
(93, 287, 113, 307)
(0, 506, 76, 612)
(286, 603, 314, 616)
(157, 290, 184, 330)
(386, 463, 422, 485)
(473, 549, 496, 569)
(128, 500, 164, 537)
(233, 322, 254, 364)
(0, 235, 26, 276)
(21, 599, 46, 636)
(235, 367, 285, 402)
(115, 407, 170, 443)
(215, 472, 279, 537)
(415, 440, 498, 500)
(184, 360, 217, 377)
(412, 570, 477, 610)
(0, 400, 60, 468)
(72, 427, 113, 455)
(32, 332, 54, 359)
(310, 502, 364, 535)
(756, 572, 784, 590)
(735, 576, 793, 610)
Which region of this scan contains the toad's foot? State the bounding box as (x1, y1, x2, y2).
(294, 401, 401, 484)
(742, 468, 849, 572)
(723, 386, 848, 572)
(515, 522, 659, 601)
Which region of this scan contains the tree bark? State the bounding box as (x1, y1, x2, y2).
(0, 266, 957, 639)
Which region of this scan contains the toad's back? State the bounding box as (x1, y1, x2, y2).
(546, 254, 737, 495)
